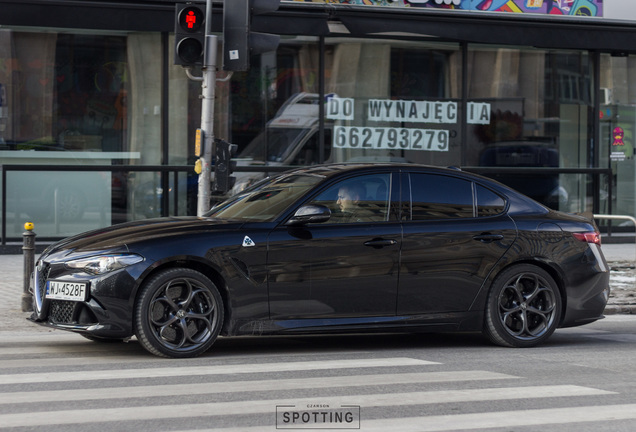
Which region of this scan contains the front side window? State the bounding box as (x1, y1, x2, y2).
(310, 173, 391, 224)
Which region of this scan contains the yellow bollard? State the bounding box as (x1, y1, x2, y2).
(22, 222, 35, 312)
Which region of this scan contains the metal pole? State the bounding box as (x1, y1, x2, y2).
(22, 222, 35, 312)
(197, 0, 217, 216)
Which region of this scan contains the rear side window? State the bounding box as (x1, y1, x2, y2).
(407, 173, 474, 220)
(476, 184, 506, 216)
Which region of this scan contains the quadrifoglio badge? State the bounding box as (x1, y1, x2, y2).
(276, 403, 361, 429)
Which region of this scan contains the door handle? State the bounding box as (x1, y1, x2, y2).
(473, 233, 504, 243)
(364, 239, 398, 249)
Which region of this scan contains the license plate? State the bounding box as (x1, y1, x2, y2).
(46, 281, 88, 301)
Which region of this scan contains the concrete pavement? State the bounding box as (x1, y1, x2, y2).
(1, 244, 634, 332)
(602, 241, 636, 263)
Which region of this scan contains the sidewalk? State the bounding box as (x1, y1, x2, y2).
(601, 242, 636, 263)
(600, 243, 636, 315)
(1, 245, 634, 331)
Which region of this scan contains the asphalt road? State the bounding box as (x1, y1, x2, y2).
(1, 315, 636, 431)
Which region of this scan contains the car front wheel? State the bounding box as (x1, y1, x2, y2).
(484, 264, 561, 348)
(135, 268, 224, 358)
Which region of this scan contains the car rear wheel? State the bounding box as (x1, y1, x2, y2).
(135, 268, 224, 358)
(484, 264, 561, 348)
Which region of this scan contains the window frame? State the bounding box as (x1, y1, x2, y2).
(401, 171, 507, 222)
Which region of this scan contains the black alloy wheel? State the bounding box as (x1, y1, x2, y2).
(135, 268, 224, 358)
(484, 264, 561, 348)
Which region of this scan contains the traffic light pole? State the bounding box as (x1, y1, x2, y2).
(197, 0, 216, 217)
(183, 0, 279, 214)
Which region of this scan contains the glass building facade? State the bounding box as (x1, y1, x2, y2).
(1, 0, 635, 242)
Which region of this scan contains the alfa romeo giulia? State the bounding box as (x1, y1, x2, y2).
(29, 164, 610, 357)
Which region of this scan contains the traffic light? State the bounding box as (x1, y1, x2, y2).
(223, 0, 281, 71)
(213, 139, 238, 194)
(174, 3, 206, 66)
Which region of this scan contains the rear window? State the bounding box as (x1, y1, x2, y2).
(476, 185, 506, 216)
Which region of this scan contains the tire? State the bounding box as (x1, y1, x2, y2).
(135, 268, 224, 358)
(484, 264, 561, 348)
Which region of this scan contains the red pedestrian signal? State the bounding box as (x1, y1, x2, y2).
(174, 4, 206, 66)
(179, 7, 204, 32)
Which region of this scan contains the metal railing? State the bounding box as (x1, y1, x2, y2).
(1, 163, 295, 246)
(1, 164, 192, 245)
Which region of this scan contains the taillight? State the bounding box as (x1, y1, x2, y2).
(572, 231, 601, 245)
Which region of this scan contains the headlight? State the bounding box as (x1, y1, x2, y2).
(65, 254, 144, 275)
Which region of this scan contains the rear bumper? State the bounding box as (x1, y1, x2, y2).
(560, 270, 610, 328)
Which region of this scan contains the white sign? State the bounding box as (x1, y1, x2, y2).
(326, 97, 355, 120)
(367, 99, 489, 124)
(467, 102, 491, 125)
(329, 97, 490, 151)
(368, 99, 457, 124)
(334, 126, 448, 152)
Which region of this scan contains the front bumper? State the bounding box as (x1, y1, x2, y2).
(29, 260, 137, 338)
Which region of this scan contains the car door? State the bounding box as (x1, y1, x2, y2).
(397, 171, 516, 315)
(267, 172, 402, 319)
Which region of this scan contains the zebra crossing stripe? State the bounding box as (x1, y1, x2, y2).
(0, 371, 517, 404)
(0, 357, 437, 385)
(194, 403, 636, 432)
(0, 344, 129, 356)
(0, 349, 370, 369)
(279, 403, 636, 432)
(0, 385, 613, 428)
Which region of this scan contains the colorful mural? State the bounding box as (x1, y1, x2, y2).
(287, 0, 603, 17)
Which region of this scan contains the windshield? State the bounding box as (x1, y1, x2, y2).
(206, 173, 325, 222)
(240, 128, 311, 162)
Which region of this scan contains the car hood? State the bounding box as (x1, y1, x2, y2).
(42, 217, 242, 256)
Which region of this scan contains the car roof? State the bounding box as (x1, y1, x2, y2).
(284, 163, 478, 182)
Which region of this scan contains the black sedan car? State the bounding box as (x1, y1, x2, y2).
(29, 164, 610, 357)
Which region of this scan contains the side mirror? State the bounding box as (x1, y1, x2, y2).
(286, 204, 331, 226)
